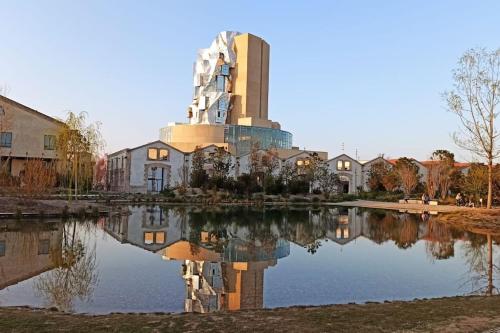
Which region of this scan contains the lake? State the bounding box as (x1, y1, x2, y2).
(0, 206, 498, 314)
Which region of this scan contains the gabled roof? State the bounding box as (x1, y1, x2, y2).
(327, 153, 362, 165)
(108, 140, 187, 157)
(0, 95, 65, 125)
(361, 156, 390, 166)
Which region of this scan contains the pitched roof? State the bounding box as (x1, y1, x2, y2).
(327, 153, 362, 165)
(0, 95, 65, 125)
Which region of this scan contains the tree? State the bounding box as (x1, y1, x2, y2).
(463, 163, 489, 200)
(317, 166, 341, 196)
(189, 146, 207, 188)
(445, 48, 500, 208)
(21, 159, 57, 196)
(57, 111, 104, 199)
(394, 158, 420, 196)
(426, 150, 455, 199)
(368, 161, 399, 192)
(367, 162, 387, 191)
(209, 147, 232, 186)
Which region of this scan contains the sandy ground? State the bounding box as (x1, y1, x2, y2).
(1, 296, 500, 333)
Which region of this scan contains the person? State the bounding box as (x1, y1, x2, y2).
(479, 197, 483, 208)
(456, 193, 462, 206)
(421, 193, 429, 205)
(468, 196, 475, 208)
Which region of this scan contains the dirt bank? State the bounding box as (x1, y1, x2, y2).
(1, 296, 500, 333)
(329, 199, 500, 215)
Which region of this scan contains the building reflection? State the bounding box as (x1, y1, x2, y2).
(100, 205, 500, 310)
(0, 220, 63, 290)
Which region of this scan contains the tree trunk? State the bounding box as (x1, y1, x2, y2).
(487, 234, 493, 296)
(487, 158, 493, 209)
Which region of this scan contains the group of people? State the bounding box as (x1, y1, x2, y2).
(455, 192, 481, 207)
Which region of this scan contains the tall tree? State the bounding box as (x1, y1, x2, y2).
(57, 111, 104, 199)
(445, 48, 500, 208)
(394, 158, 420, 196)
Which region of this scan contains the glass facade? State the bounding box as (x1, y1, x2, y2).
(224, 125, 292, 155)
(160, 124, 293, 156)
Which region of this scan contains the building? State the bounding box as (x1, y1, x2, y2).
(0, 95, 64, 177)
(159, 31, 293, 156)
(0, 221, 63, 289)
(107, 140, 188, 193)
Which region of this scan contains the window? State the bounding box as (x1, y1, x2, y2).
(0, 132, 12, 148)
(216, 75, 225, 92)
(144, 232, 154, 245)
(0, 240, 5, 256)
(337, 160, 352, 171)
(38, 239, 50, 255)
(44, 135, 56, 150)
(218, 98, 228, 111)
(148, 148, 158, 160)
(220, 64, 230, 76)
(159, 149, 169, 160)
(155, 232, 165, 244)
(296, 160, 304, 166)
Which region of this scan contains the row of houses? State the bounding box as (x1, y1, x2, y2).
(106, 140, 471, 194)
(0, 95, 470, 194)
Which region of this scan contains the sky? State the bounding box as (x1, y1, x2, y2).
(1, 0, 499, 161)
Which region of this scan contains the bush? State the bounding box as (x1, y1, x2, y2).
(288, 178, 309, 195)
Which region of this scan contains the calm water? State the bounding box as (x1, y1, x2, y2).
(0, 206, 498, 314)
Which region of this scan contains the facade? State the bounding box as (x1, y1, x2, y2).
(0, 95, 63, 177)
(327, 154, 363, 194)
(0, 221, 63, 289)
(159, 31, 292, 156)
(107, 140, 188, 193)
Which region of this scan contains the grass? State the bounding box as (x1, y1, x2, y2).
(1, 296, 500, 332)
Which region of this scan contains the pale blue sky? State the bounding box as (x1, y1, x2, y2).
(1, 1, 499, 161)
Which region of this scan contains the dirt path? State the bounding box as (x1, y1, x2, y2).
(1, 296, 500, 333)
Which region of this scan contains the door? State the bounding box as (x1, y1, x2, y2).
(147, 166, 165, 192)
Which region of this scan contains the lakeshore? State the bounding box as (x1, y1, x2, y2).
(1, 296, 500, 333)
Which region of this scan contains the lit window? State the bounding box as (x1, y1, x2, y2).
(44, 135, 56, 150)
(144, 232, 154, 245)
(344, 161, 351, 171)
(0, 132, 12, 148)
(336, 228, 342, 239)
(216, 75, 225, 92)
(337, 160, 343, 170)
(159, 149, 169, 160)
(148, 148, 158, 160)
(38, 239, 50, 255)
(304, 160, 310, 166)
(297, 160, 304, 166)
(155, 232, 165, 244)
(344, 228, 349, 238)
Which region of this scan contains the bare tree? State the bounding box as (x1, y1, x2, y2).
(445, 48, 500, 208)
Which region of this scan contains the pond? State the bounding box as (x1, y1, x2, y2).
(0, 206, 498, 314)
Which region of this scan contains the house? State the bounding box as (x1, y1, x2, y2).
(107, 140, 188, 193)
(360, 156, 393, 191)
(327, 154, 363, 194)
(0, 95, 64, 177)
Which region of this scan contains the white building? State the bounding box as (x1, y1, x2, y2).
(107, 140, 188, 193)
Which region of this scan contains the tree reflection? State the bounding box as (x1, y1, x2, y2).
(461, 233, 498, 296)
(34, 220, 99, 312)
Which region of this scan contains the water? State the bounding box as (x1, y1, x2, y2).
(0, 206, 498, 314)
